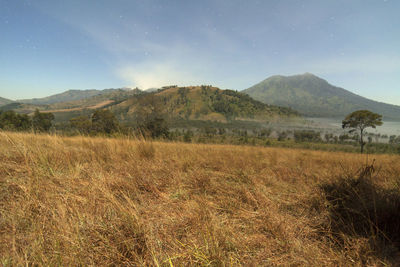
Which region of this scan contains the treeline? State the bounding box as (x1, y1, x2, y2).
(67, 105, 169, 139)
(2, 107, 400, 155)
(0, 109, 54, 132)
(166, 128, 400, 154)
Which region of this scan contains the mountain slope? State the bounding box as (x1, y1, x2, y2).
(44, 88, 142, 111)
(0, 97, 13, 107)
(112, 85, 299, 123)
(1, 88, 143, 123)
(18, 88, 138, 105)
(243, 73, 400, 120)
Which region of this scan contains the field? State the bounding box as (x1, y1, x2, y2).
(1, 132, 400, 266)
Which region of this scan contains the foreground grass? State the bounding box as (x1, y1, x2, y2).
(0, 132, 399, 266)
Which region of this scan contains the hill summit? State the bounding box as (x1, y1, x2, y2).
(243, 73, 400, 120)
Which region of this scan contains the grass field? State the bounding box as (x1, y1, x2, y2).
(1, 132, 400, 266)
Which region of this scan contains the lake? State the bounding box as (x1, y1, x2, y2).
(306, 118, 400, 136)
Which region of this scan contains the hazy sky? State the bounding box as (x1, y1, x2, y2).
(1, 0, 399, 104)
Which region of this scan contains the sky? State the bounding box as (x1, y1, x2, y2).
(1, 0, 399, 104)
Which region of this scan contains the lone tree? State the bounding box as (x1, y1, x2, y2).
(135, 95, 169, 138)
(342, 110, 383, 153)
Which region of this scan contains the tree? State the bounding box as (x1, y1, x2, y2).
(342, 110, 383, 153)
(135, 95, 169, 138)
(32, 109, 55, 132)
(91, 109, 120, 134)
(0, 110, 31, 131)
(69, 116, 92, 134)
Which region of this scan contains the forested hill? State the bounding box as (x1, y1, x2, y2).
(243, 73, 400, 120)
(112, 85, 299, 123)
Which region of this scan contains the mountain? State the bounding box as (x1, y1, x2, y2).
(0, 97, 13, 107)
(243, 73, 400, 120)
(44, 88, 142, 111)
(18, 88, 139, 105)
(111, 85, 299, 124)
(1, 88, 143, 123)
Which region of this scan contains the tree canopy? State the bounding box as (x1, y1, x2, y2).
(0, 110, 31, 131)
(32, 109, 55, 132)
(91, 109, 120, 134)
(342, 110, 383, 153)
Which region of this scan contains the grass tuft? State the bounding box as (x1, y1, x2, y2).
(136, 141, 156, 159)
(319, 161, 400, 262)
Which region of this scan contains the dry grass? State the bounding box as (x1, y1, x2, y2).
(0, 131, 399, 266)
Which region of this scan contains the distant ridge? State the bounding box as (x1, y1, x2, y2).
(0, 97, 13, 107)
(243, 73, 400, 120)
(18, 88, 140, 105)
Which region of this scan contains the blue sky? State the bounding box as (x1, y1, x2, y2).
(1, 0, 399, 104)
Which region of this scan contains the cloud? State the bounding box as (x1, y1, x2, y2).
(116, 62, 202, 89)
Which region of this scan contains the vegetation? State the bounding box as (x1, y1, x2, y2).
(91, 109, 120, 134)
(0, 132, 399, 265)
(133, 95, 170, 138)
(69, 110, 120, 135)
(293, 130, 322, 142)
(32, 109, 55, 132)
(0, 89, 143, 119)
(342, 110, 383, 153)
(0, 111, 31, 131)
(0, 109, 55, 132)
(112, 85, 299, 125)
(244, 73, 400, 119)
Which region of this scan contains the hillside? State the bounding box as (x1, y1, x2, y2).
(44, 88, 142, 111)
(0, 97, 13, 107)
(112, 85, 299, 123)
(1, 88, 143, 122)
(18, 88, 139, 105)
(0, 102, 46, 113)
(1, 132, 399, 265)
(243, 73, 400, 120)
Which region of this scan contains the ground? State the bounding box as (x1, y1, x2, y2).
(0, 132, 399, 266)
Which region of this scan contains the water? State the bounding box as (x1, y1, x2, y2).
(307, 118, 400, 136)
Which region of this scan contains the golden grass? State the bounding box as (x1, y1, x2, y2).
(0, 131, 399, 266)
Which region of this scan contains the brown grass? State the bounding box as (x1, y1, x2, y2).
(0, 131, 399, 266)
(38, 100, 115, 113)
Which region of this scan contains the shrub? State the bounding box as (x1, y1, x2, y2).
(319, 162, 400, 260)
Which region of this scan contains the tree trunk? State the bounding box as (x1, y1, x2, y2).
(360, 128, 364, 153)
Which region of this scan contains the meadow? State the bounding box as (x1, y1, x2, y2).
(1, 131, 400, 266)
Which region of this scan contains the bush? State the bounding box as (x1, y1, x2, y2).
(183, 130, 194, 143)
(294, 130, 322, 142)
(319, 162, 400, 260)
